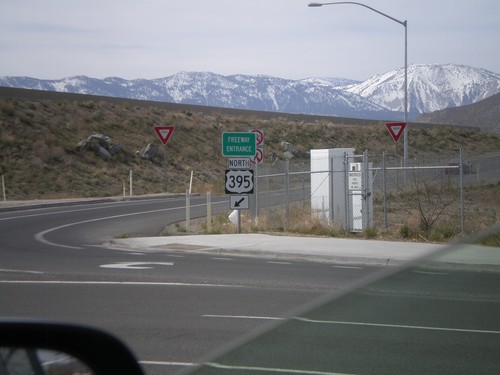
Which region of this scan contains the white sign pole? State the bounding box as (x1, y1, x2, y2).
(186, 190, 190, 232)
(206, 191, 212, 233)
(153, 126, 175, 193)
(129, 170, 133, 196)
(1, 175, 6, 201)
(189, 171, 194, 195)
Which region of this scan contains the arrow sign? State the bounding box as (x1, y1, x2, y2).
(230, 195, 249, 210)
(386, 122, 406, 142)
(154, 126, 175, 145)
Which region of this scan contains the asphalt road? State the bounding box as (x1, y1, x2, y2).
(0, 196, 382, 375)
(189, 260, 500, 375)
(4, 197, 497, 374)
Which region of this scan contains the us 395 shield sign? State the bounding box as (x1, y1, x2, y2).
(225, 169, 254, 194)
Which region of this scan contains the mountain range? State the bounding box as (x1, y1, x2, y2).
(1, 63, 498, 122)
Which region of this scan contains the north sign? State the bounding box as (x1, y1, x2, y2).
(225, 169, 254, 194)
(222, 132, 256, 157)
(227, 158, 251, 169)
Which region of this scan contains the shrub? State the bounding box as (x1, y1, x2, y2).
(400, 224, 410, 238)
(364, 227, 378, 239)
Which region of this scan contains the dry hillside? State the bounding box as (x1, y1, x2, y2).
(1, 88, 500, 200)
(416, 93, 500, 133)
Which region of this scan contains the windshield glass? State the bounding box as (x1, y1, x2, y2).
(185, 226, 500, 375)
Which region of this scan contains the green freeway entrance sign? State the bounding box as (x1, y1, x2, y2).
(222, 132, 256, 157)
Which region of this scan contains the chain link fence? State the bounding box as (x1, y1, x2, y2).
(252, 150, 500, 236)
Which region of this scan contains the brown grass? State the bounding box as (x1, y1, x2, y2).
(1, 89, 499, 242)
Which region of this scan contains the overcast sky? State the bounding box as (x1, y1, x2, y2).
(1, 0, 498, 81)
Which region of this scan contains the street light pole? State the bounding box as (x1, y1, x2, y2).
(308, 2, 408, 170)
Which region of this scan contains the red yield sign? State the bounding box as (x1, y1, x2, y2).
(154, 126, 175, 145)
(386, 122, 406, 142)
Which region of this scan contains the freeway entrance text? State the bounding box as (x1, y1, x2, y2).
(222, 132, 257, 157)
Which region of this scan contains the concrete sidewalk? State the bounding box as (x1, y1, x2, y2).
(109, 234, 445, 266)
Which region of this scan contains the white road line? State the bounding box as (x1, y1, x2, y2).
(332, 265, 363, 270)
(203, 314, 284, 321)
(139, 360, 197, 367)
(33, 202, 223, 249)
(293, 317, 500, 335)
(212, 257, 233, 261)
(202, 314, 500, 335)
(0, 280, 247, 288)
(0, 199, 228, 222)
(0, 205, 118, 221)
(204, 362, 355, 375)
(413, 270, 448, 275)
(139, 359, 350, 375)
(99, 262, 174, 269)
(0, 268, 44, 275)
(35, 224, 85, 249)
(267, 261, 291, 265)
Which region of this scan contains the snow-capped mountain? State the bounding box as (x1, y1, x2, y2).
(1, 64, 498, 121)
(151, 72, 386, 118)
(346, 64, 500, 117)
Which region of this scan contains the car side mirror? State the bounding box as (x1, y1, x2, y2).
(0, 320, 145, 375)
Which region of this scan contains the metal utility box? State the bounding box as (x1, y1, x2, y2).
(310, 148, 354, 225)
(310, 148, 373, 232)
(348, 162, 373, 232)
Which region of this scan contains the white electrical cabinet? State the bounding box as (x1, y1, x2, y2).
(310, 148, 373, 232)
(310, 148, 354, 226)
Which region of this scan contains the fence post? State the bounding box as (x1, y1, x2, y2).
(285, 158, 289, 226)
(129, 170, 133, 196)
(343, 152, 350, 230)
(186, 190, 190, 232)
(1, 175, 6, 202)
(254, 163, 259, 221)
(206, 191, 211, 233)
(266, 165, 270, 223)
(459, 149, 465, 234)
(330, 156, 334, 224)
(383, 152, 388, 229)
(189, 170, 193, 195)
(362, 150, 370, 229)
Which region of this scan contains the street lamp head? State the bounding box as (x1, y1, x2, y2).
(308, 2, 323, 7)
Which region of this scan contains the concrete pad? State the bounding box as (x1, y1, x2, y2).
(109, 234, 444, 266)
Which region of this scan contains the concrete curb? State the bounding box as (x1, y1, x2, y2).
(108, 234, 443, 267)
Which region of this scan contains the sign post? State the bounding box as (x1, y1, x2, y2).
(249, 129, 264, 219)
(221, 131, 259, 233)
(153, 126, 175, 191)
